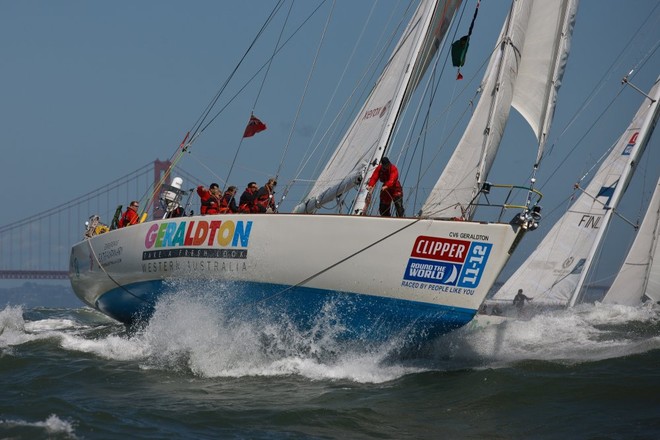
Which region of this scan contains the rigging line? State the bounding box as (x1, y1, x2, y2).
(543, 3, 659, 161)
(539, 87, 625, 191)
(402, 39, 458, 183)
(86, 239, 152, 306)
(187, 151, 227, 188)
(188, 0, 287, 144)
(290, 0, 379, 179)
(152, 1, 292, 201)
(245, 217, 424, 307)
(573, 184, 640, 229)
(398, 0, 468, 206)
(196, 1, 329, 137)
(290, 1, 414, 189)
(412, 35, 499, 187)
(311, 2, 415, 180)
(226, 0, 295, 187)
(275, 0, 337, 180)
(152, 1, 289, 208)
(252, 0, 293, 112)
(143, 150, 192, 217)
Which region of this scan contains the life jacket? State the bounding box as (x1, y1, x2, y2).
(198, 186, 222, 215)
(255, 186, 275, 213)
(205, 194, 222, 215)
(118, 209, 138, 228)
(238, 188, 258, 213)
(218, 192, 236, 214)
(375, 164, 403, 197)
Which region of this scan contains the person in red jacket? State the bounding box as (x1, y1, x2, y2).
(118, 201, 140, 228)
(218, 186, 239, 213)
(366, 156, 405, 217)
(238, 182, 259, 213)
(197, 183, 222, 215)
(255, 178, 277, 213)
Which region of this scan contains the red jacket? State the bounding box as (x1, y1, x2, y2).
(368, 163, 403, 196)
(218, 191, 238, 213)
(255, 185, 275, 213)
(238, 187, 258, 213)
(197, 186, 222, 215)
(118, 207, 139, 228)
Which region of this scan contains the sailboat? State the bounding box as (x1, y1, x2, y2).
(484, 75, 660, 316)
(602, 176, 660, 306)
(68, 0, 575, 343)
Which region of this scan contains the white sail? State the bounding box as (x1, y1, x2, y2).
(602, 177, 660, 305)
(492, 76, 660, 306)
(420, 0, 578, 219)
(293, 0, 462, 214)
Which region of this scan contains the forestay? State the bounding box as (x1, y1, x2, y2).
(420, 0, 578, 220)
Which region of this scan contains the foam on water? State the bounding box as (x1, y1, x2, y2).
(0, 414, 77, 438)
(3, 288, 659, 383)
(445, 302, 660, 366)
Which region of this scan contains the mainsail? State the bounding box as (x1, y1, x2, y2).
(492, 76, 660, 306)
(420, 0, 578, 219)
(293, 0, 462, 214)
(602, 177, 660, 306)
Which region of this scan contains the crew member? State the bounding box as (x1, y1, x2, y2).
(513, 289, 533, 310)
(218, 186, 239, 213)
(366, 157, 404, 217)
(197, 183, 222, 215)
(238, 182, 259, 213)
(255, 178, 277, 213)
(118, 201, 140, 228)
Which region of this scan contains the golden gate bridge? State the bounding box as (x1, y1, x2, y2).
(0, 160, 205, 280)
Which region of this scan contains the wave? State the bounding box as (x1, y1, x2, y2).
(2, 288, 659, 383)
(0, 414, 77, 439)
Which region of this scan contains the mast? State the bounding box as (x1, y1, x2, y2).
(351, 0, 449, 215)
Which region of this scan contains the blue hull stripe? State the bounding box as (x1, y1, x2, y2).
(95, 280, 477, 342)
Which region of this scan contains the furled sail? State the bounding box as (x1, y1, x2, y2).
(492, 76, 660, 306)
(420, 0, 578, 219)
(602, 177, 660, 306)
(293, 0, 462, 214)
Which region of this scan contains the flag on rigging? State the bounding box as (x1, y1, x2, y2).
(243, 114, 267, 138)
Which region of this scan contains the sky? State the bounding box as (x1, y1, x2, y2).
(1, 0, 659, 286)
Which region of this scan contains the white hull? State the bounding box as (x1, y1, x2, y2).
(69, 214, 524, 342)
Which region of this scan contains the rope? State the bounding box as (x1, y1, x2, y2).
(275, 0, 336, 180)
(86, 239, 151, 306)
(245, 217, 424, 307)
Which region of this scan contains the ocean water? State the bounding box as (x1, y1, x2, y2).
(1, 287, 659, 440)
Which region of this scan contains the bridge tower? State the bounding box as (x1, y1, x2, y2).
(152, 159, 172, 219)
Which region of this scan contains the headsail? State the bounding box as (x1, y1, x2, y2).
(293, 0, 462, 214)
(491, 76, 660, 306)
(602, 177, 660, 306)
(420, 0, 578, 219)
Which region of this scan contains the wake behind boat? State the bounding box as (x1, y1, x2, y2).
(68, 0, 577, 343)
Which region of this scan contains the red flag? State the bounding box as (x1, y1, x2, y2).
(243, 115, 267, 138)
